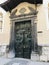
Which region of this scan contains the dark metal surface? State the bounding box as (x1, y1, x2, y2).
(14, 20, 32, 59)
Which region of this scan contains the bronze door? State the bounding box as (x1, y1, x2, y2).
(14, 20, 33, 59)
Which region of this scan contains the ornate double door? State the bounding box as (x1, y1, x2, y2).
(14, 20, 33, 59)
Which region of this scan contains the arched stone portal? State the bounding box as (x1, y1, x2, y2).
(9, 2, 38, 59)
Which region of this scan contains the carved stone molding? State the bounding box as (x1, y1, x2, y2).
(10, 3, 38, 19)
(19, 8, 26, 14)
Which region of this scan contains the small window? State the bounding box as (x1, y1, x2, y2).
(0, 12, 3, 31)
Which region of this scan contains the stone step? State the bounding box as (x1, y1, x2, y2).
(31, 51, 39, 61)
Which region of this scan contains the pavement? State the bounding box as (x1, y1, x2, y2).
(0, 57, 49, 65)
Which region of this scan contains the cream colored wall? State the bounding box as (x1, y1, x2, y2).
(0, 12, 11, 45)
(12, 2, 49, 46)
(0, 2, 35, 46)
(37, 4, 49, 46)
(0, 2, 49, 46)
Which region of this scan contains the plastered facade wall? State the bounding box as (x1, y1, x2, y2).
(0, 10, 11, 45)
(0, 2, 36, 45)
(37, 0, 49, 46)
(11, 2, 49, 46)
(0, 1, 49, 46)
